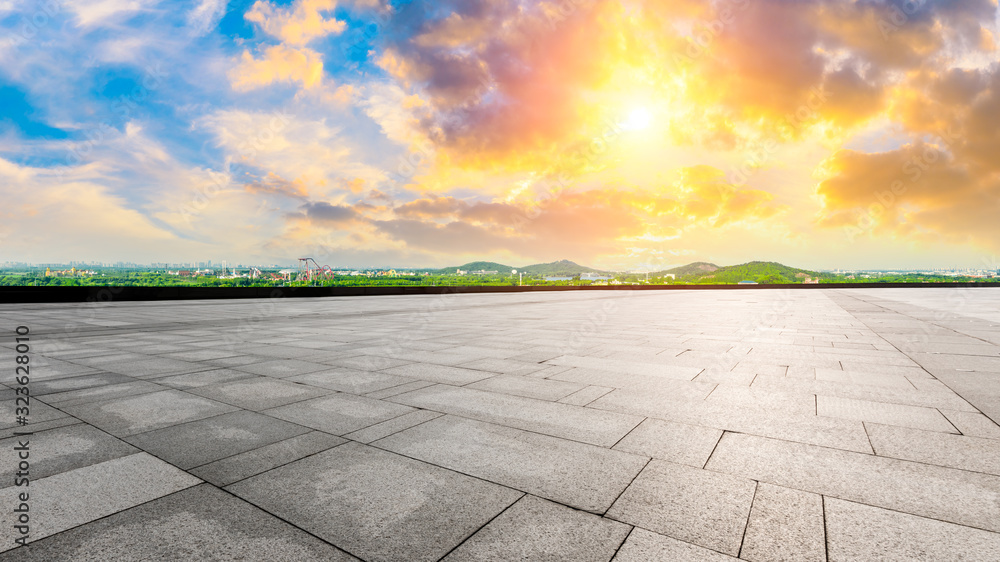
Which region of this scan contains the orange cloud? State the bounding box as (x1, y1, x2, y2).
(246, 0, 346, 45)
(230, 45, 325, 90)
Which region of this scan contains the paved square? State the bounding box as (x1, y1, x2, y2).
(1, 287, 999, 560)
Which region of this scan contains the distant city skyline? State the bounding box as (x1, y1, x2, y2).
(2, 1, 1000, 270)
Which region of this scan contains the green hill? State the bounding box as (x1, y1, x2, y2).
(434, 261, 516, 274)
(520, 260, 608, 277)
(664, 261, 827, 284)
(655, 262, 719, 277)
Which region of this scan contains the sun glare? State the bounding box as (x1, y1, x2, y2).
(622, 107, 653, 131)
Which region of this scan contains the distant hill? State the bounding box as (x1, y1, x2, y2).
(655, 262, 719, 277)
(434, 261, 516, 274)
(661, 261, 826, 284)
(520, 260, 608, 277)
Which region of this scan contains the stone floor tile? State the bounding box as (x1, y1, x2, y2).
(287, 368, 414, 394)
(0, 452, 200, 551)
(558, 385, 614, 406)
(381, 363, 495, 385)
(389, 385, 643, 447)
(151, 368, 257, 389)
(442, 495, 630, 562)
(612, 528, 739, 561)
(234, 358, 333, 378)
(826, 497, 1000, 561)
(866, 422, 1000, 475)
(817, 395, 957, 432)
(740, 483, 825, 562)
(705, 432, 1000, 532)
(941, 409, 1000, 439)
(466, 374, 584, 401)
(264, 392, 415, 435)
(612, 417, 722, 468)
(124, 410, 311, 469)
(62, 389, 239, 437)
(343, 409, 442, 443)
(187, 377, 331, 410)
(11, 484, 360, 561)
(0, 423, 138, 480)
(606, 460, 756, 555)
(363, 379, 437, 399)
(190, 431, 346, 486)
(375, 415, 648, 513)
(226, 442, 523, 562)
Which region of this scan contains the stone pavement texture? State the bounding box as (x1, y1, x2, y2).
(1, 287, 999, 560)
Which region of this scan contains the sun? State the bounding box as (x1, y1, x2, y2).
(621, 107, 653, 131)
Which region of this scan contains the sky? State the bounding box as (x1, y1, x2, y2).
(1, 0, 999, 271)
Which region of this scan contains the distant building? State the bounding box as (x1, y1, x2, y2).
(737, 280, 758, 285)
(545, 276, 573, 281)
(803, 278, 820, 284)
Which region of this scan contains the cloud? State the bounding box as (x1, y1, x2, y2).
(245, 0, 346, 45)
(230, 44, 325, 90)
(245, 173, 310, 198)
(290, 200, 359, 225)
(187, 0, 228, 36)
(815, 143, 1000, 250)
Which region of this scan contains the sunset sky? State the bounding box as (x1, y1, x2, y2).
(2, 0, 999, 270)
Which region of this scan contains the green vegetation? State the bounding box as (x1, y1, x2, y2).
(519, 259, 608, 277)
(433, 261, 515, 274)
(0, 261, 995, 288)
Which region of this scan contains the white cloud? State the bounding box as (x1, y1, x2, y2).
(186, 0, 228, 36)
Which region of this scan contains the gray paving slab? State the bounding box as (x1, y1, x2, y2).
(740, 483, 826, 562)
(817, 395, 957, 432)
(0, 452, 200, 551)
(363, 379, 437, 399)
(612, 418, 723, 468)
(589, 387, 873, 453)
(442, 495, 631, 562)
(264, 392, 415, 435)
(706, 432, 1000, 532)
(545, 355, 702, 380)
(456, 357, 547, 376)
(12, 484, 360, 561)
(226, 441, 523, 562)
(825, 497, 1000, 561)
(0, 423, 137, 481)
(124, 410, 311, 469)
(815, 368, 917, 389)
(606, 459, 757, 555)
(234, 358, 333, 377)
(381, 362, 496, 385)
(151, 368, 257, 389)
(26, 372, 134, 395)
(465, 374, 585, 401)
(706, 385, 816, 415)
(36, 380, 164, 407)
(549, 367, 717, 396)
(612, 527, 739, 561)
(190, 431, 346, 486)
(186, 376, 331, 410)
(558, 384, 614, 406)
(866, 422, 1000, 475)
(62, 389, 240, 437)
(323, 355, 413, 371)
(375, 415, 648, 513)
(753, 373, 977, 412)
(389, 384, 643, 447)
(342, 409, 442, 443)
(942, 409, 1000, 439)
(287, 368, 415, 394)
